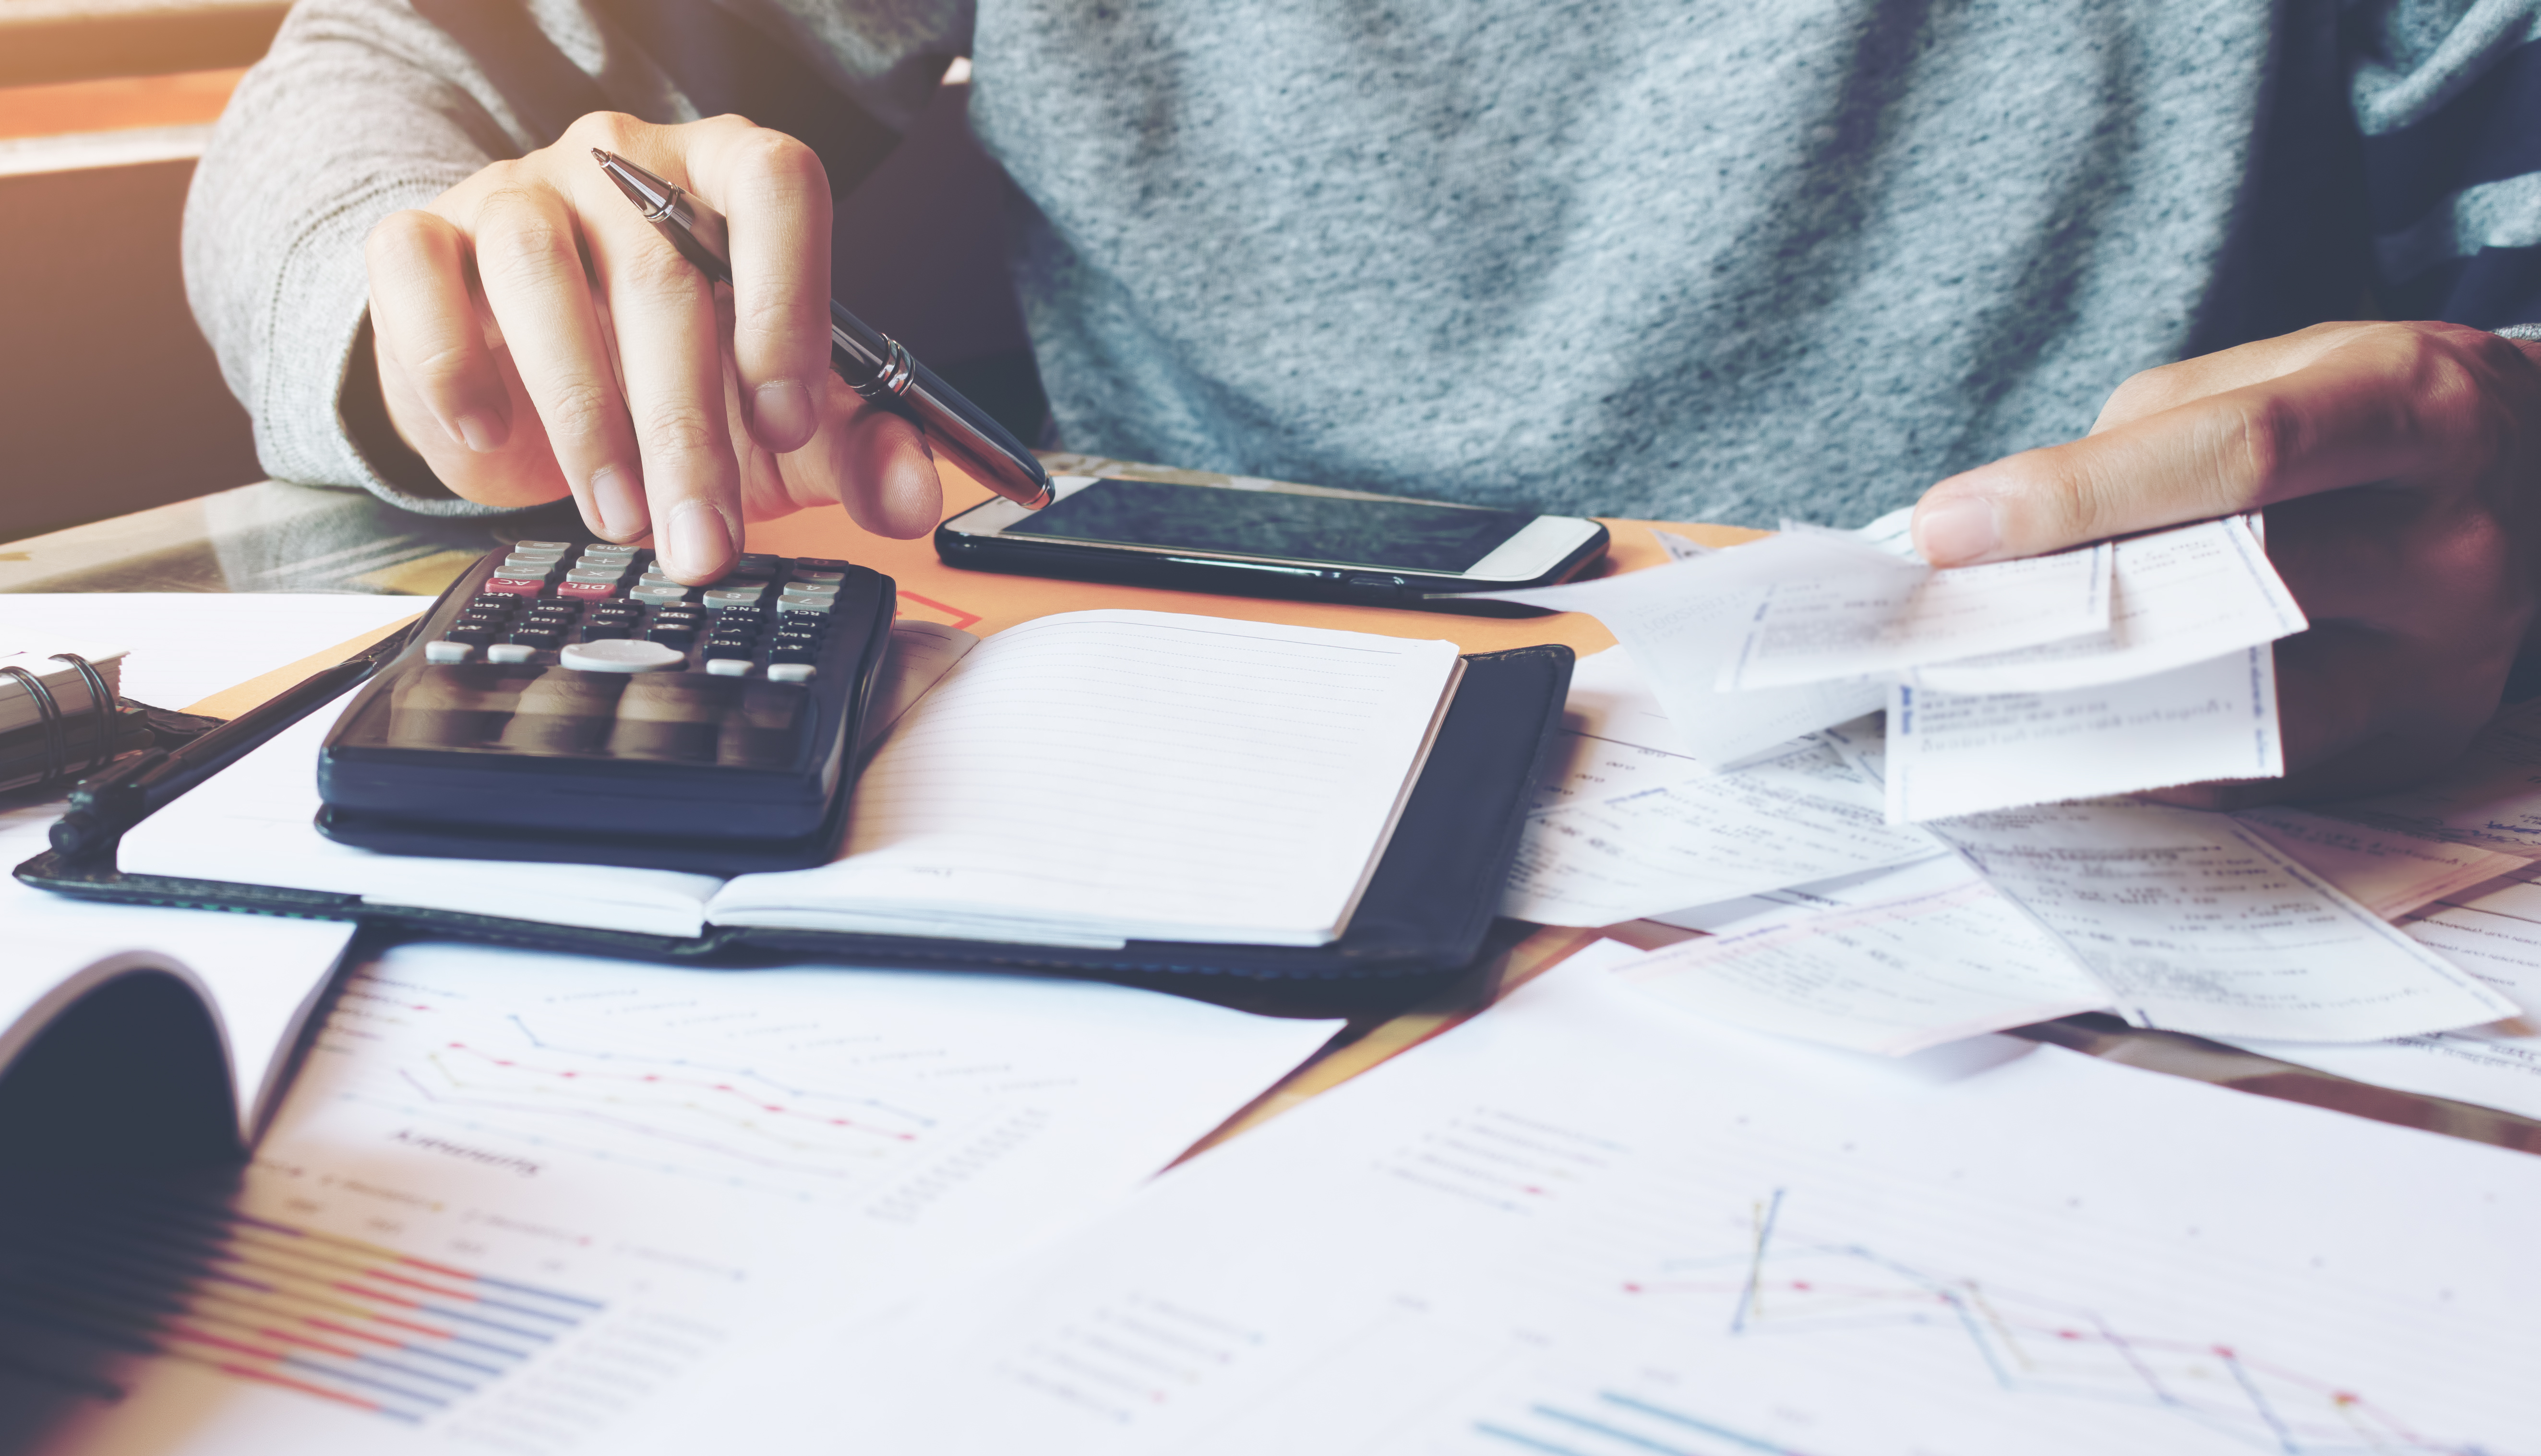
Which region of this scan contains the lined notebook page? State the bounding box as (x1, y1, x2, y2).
(707, 610, 1463, 946)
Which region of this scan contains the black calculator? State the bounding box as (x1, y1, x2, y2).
(317, 541, 895, 872)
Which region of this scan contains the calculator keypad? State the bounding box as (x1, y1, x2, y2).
(431, 544, 856, 685)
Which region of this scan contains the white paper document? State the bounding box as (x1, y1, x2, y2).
(1648, 851, 1956, 931)
(2325, 697, 2541, 856)
(1615, 858, 2109, 1053)
(1527, 646, 1708, 814)
(0, 593, 429, 711)
(1902, 516, 2303, 694)
(2233, 803, 2526, 919)
(1482, 519, 2300, 818)
(2396, 868, 2541, 1012)
(2222, 1030, 2541, 1124)
(1822, 502, 1920, 558)
(1927, 800, 2516, 1040)
(1474, 536, 1894, 762)
(1718, 543, 2110, 690)
(665, 959, 2541, 1456)
(5, 943, 1341, 1455)
(1501, 736, 1940, 927)
(1649, 527, 1714, 561)
(1886, 646, 2284, 822)
(2220, 867, 2541, 1122)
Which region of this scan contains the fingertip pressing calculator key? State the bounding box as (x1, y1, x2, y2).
(317, 542, 895, 872)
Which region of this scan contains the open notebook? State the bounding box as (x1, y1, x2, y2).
(112, 612, 1467, 951)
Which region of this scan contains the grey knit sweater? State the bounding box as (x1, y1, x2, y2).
(181, 0, 2541, 527)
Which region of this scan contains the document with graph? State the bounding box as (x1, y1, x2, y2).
(0, 942, 1341, 1454)
(670, 951, 2541, 1455)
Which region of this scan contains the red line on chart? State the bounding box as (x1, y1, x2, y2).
(436, 1044, 923, 1140)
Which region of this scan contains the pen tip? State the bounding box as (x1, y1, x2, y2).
(591, 147, 612, 165)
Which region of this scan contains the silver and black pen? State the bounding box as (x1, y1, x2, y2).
(593, 149, 1055, 511)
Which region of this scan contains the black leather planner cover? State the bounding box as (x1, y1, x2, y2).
(17, 645, 1575, 1015)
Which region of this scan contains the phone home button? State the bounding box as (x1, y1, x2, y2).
(1342, 573, 1406, 604)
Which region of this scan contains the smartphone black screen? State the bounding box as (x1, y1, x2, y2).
(1004, 480, 1534, 573)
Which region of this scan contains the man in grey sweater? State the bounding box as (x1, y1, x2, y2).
(185, 0, 2541, 801)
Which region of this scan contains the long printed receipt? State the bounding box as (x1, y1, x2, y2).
(1478, 511, 2306, 822)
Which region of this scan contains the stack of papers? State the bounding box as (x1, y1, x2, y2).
(1504, 639, 2539, 1082)
(1483, 511, 2307, 821)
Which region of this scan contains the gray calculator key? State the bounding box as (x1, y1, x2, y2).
(559, 638, 685, 673)
(513, 540, 573, 551)
(766, 663, 816, 683)
(702, 586, 769, 607)
(632, 585, 692, 604)
(787, 570, 845, 585)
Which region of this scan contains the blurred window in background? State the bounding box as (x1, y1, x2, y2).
(0, 64, 243, 140)
(0, 5, 1041, 544)
(0, 1, 277, 541)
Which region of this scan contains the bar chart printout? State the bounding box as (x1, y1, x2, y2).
(0, 943, 1343, 1456)
(0, 1179, 599, 1423)
(700, 958, 2541, 1456)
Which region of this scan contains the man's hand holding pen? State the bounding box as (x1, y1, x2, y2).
(361, 113, 948, 583)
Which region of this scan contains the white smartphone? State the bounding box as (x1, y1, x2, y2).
(935, 476, 1609, 611)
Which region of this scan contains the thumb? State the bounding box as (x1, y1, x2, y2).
(1912, 341, 2438, 566)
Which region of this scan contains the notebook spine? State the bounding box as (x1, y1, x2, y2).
(0, 653, 143, 793)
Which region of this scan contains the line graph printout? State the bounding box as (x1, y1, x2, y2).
(5, 943, 1340, 1456)
(677, 955, 2541, 1456)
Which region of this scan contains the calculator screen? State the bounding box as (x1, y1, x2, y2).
(334, 664, 813, 769)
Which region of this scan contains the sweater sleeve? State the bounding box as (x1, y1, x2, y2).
(2345, 1, 2541, 329)
(181, 0, 969, 513)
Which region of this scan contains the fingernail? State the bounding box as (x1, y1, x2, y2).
(450, 410, 504, 453)
(588, 465, 647, 541)
(1915, 497, 2000, 564)
(751, 379, 817, 447)
(665, 499, 734, 579)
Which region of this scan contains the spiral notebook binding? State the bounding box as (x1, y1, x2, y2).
(0, 653, 137, 793)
